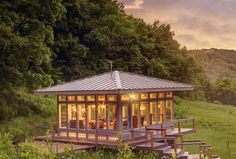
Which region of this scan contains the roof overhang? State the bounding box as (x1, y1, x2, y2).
(33, 86, 194, 95)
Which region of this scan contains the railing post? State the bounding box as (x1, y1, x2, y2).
(180, 136, 183, 150)
(150, 132, 154, 148)
(145, 131, 148, 140)
(131, 130, 134, 141)
(95, 130, 98, 144)
(199, 144, 202, 159)
(173, 138, 177, 153)
(178, 122, 181, 133)
(192, 118, 195, 130)
(161, 124, 163, 137)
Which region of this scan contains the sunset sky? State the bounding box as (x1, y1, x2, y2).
(118, 0, 236, 50)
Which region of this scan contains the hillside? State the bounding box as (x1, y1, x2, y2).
(175, 98, 236, 158)
(188, 49, 236, 82)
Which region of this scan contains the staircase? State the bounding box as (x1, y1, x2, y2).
(129, 130, 220, 159)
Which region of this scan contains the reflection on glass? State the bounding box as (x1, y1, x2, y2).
(140, 102, 148, 127)
(166, 101, 172, 121)
(158, 101, 164, 123)
(59, 96, 66, 102)
(98, 103, 106, 129)
(88, 104, 96, 129)
(121, 94, 130, 101)
(107, 104, 117, 129)
(158, 92, 165, 98)
(107, 95, 117, 102)
(68, 104, 76, 128)
(150, 93, 157, 99)
(78, 104, 86, 129)
(59, 104, 67, 128)
(87, 95, 95, 102)
(141, 93, 148, 100)
(166, 92, 173, 98)
(68, 96, 75, 101)
(97, 95, 105, 101)
(132, 103, 139, 128)
(77, 95, 85, 101)
(150, 102, 157, 125)
(122, 105, 129, 129)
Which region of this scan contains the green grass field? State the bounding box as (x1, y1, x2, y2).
(175, 98, 236, 159)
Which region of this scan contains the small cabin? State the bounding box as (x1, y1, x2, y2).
(34, 71, 194, 143)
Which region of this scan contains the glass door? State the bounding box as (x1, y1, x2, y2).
(140, 102, 148, 127)
(158, 101, 165, 123)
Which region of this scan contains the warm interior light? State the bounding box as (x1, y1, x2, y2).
(129, 93, 136, 100)
(101, 104, 105, 109)
(82, 108, 85, 112)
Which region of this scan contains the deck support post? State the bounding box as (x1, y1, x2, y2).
(192, 118, 195, 130)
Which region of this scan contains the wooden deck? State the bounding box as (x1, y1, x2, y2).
(34, 118, 219, 159)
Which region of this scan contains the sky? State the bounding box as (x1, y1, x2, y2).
(118, 0, 236, 50)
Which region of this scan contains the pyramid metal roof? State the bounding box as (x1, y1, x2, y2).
(34, 71, 194, 95)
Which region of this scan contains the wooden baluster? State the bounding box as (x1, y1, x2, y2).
(180, 136, 183, 151)
(145, 131, 148, 140)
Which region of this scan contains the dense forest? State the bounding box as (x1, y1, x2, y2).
(0, 0, 234, 122)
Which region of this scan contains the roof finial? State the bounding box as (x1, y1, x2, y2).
(109, 60, 113, 76)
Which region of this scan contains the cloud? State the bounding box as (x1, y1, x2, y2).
(118, 0, 236, 50)
(122, 0, 144, 9)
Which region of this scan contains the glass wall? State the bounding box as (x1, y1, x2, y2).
(166, 100, 173, 122)
(150, 102, 157, 125)
(132, 103, 139, 128)
(122, 104, 129, 129)
(140, 102, 148, 127)
(78, 104, 86, 129)
(59, 104, 67, 128)
(158, 101, 165, 123)
(58, 92, 173, 132)
(68, 104, 76, 128)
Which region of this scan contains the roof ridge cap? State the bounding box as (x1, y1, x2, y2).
(114, 71, 122, 90)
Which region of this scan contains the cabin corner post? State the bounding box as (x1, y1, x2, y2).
(57, 95, 60, 137)
(172, 95, 175, 121)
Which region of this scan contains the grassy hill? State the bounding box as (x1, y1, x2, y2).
(188, 49, 236, 82)
(175, 98, 236, 158)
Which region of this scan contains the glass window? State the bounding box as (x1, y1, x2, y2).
(97, 95, 105, 101)
(158, 92, 165, 98)
(121, 94, 130, 101)
(78, 104, 86, 129)
(68, 104, 77, 128)
(140, 102, 148, 127)
(141, 93, 148, 100)
(107, 104, 117, 129)
(58, 96, 66, 102)
(87, 104, 96, 129)
(150, 102, 157, 125)
(67, 96, 75, 102)
(158, 101, 165, 123)
(87, 95, 95, 102)
(122, 105, 129, 129)
(132, 103, 139, 128)
(150, 93, 157, 99)
(166, 101, 173, 122)
(166, 92, 173, 98)
(77, 95, 85, 102)
(130, 93, 139, 101)
(98, 103, 106, 129)
(59, 104, 67, 128)
(107, 95, 117, 102)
